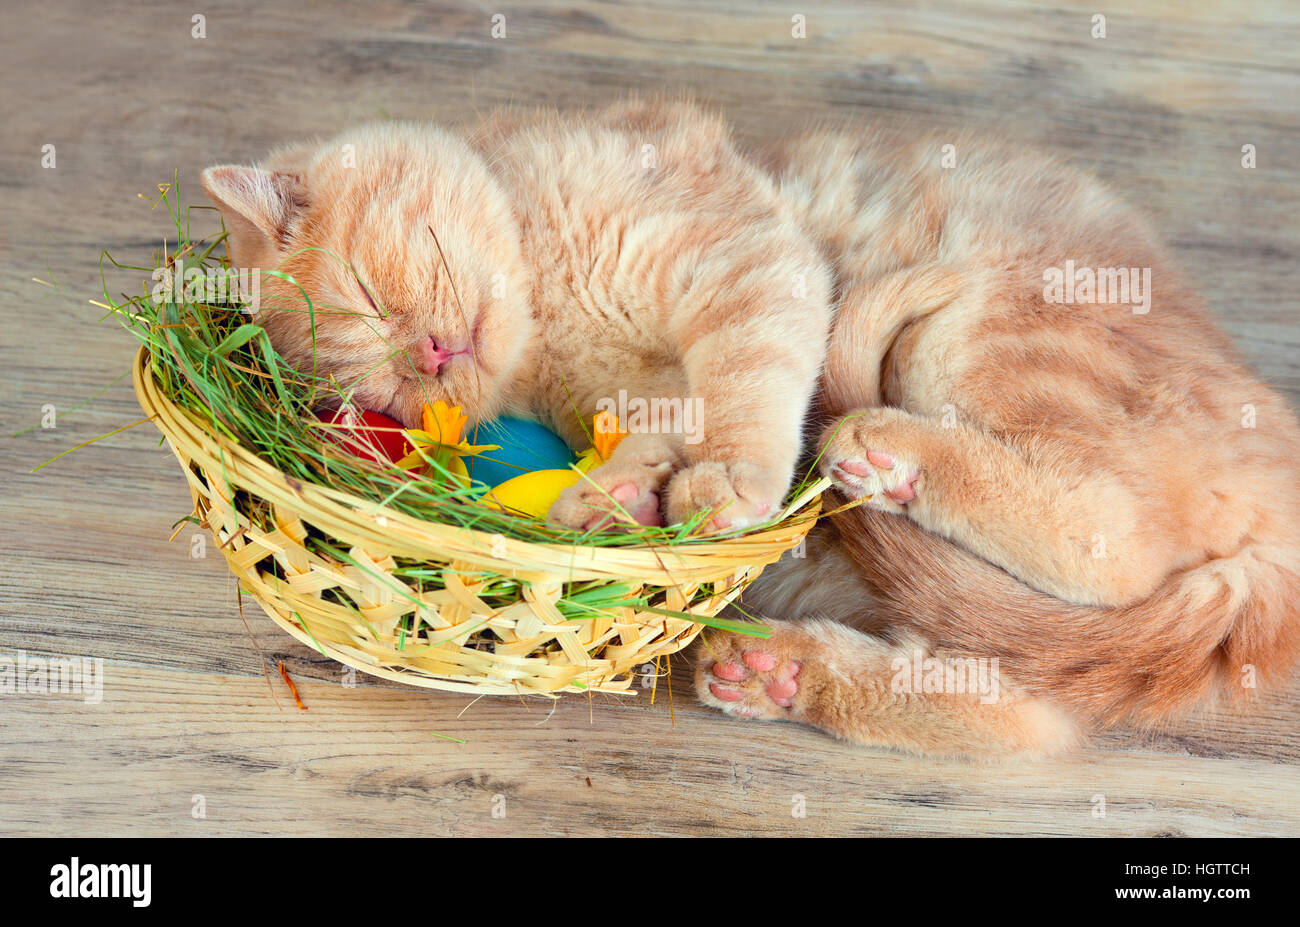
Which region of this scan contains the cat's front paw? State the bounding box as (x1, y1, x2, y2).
(664, 461, 785, 533)
(546, 459, 672, 531)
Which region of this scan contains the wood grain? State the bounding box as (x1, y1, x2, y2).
(2, 0, 1298, 836)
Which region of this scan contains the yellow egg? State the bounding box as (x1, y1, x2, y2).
(483, 469, 582, 518)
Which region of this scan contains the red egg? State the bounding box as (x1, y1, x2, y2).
(315, 407, 412, 466)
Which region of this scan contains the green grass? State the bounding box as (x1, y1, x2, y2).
(101, 179, 821, 550)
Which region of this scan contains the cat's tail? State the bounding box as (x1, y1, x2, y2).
(833, 507, 1300, 725)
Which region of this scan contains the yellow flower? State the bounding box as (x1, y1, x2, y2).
(396, 401, 499, 476)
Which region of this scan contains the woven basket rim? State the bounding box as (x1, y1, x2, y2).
(132, 346, 822, 585)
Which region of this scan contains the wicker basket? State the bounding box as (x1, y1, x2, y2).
(132, 347, 820, 696)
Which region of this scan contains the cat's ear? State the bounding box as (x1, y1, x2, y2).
(200, 166, 308, 262)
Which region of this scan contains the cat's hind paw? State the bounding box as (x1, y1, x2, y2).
(828, 451, 920, 506)
(819, 412, 921, 512)
(696, 637, 803, 720)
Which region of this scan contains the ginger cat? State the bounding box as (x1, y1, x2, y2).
(202, 102, 1300, 758)
(696, 126, 1300, 756)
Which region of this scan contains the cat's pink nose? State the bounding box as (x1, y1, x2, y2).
(417, 336, 459, 375)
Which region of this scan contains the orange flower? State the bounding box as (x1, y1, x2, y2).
(422, 400, 468, 446)
(592, 410, 628, 462)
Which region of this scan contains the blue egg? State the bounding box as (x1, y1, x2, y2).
(463, 417, 576, 487)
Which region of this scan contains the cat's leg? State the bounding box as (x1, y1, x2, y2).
(695, 619, 1078, 757)
(547, 431, 684, 530)
(818, 406, 1182, 607)
(552, 257, 834, 532)
(662, 288, 835, 532)
(660, 264, 958, 531)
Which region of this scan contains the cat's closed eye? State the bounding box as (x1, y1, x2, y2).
(349, 266, 384, 319)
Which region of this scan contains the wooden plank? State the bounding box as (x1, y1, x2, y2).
(1, 662, 1296, 837)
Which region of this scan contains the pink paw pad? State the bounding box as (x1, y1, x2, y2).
(708, 683, 744, 702)
(764, 661, 801, 707)
(705, 653, 801, 712)
(585, 483, 663, 529)
(885, 473, 920, 503)
(836, 459, 874, 478)
(629, 491, 663, 526)
(742, 650, 778, 672)
(712, 661, 747, 682)
(610, 482, 639, 504)
(866, 450, 895, 469)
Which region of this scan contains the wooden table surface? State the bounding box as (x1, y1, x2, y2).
(3, 0, 1298, 837)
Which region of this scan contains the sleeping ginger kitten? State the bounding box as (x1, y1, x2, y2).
(201, 101, 1300, 757)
